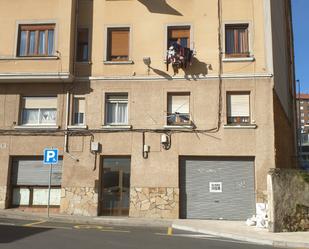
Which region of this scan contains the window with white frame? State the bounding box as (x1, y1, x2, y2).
(105, 94, 128, 125)
(73, 96, 85, 125)
(21, 97, 57, 125)
(227, 93, 250, 125)
(167, 93, 190, 125)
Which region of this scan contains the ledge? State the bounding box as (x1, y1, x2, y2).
(67, 125, 88, 130)
(163, 125, 194, 130)
(222, 57, 255, 62)
(14, 125, 60, 130)
(0, 56, 59, 61)
(0, 72, 73, 83)
(101, 125, 132, 130)
(223, 124, 257, 129)
(103, 60, 134, 65)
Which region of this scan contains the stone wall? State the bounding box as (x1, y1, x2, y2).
(0, 186, 7, 209)
(130, 187, 179, 219)
(60, 187, 98, 216)
(267, 169, 309, 232)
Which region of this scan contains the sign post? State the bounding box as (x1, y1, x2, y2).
(43, 148, 59, 218)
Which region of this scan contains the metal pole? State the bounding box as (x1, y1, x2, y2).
(47, 163, 52, 218)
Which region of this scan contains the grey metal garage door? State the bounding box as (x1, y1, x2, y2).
(11, 157, 62, 186)
(180, 157, 255, 220)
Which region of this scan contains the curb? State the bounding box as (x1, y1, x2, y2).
(0, 211, 172, 228)
(172, 224, 309, 249)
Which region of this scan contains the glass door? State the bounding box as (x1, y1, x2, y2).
(100, 157, 131, 216)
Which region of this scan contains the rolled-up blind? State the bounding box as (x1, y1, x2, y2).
(109, 29, 129, 57)
(23, 97, 57, 109)
(228, 94, 250, 117)
(12, 158, 62, 186)
(168, 94, 190, 114)
(74, 97, 85, 113)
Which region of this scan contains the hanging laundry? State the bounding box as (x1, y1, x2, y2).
(166, 41, 194, 73)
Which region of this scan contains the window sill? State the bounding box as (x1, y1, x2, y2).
(103, 60, 134, 65)
(14, 125, 59, 130)
(223, 124, 257, 129)
(0, 56, 59, 61)
(101, 125, 132, 130)
(222, 57, 255, 62)
(163, 125, 194, 130)
(67, 125, 88, 130)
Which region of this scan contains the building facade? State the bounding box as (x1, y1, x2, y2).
(0, 0, 296, 220)
(296, 94, 309, 169)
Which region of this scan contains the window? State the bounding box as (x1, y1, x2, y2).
(167, 93, 190, 126)
(18, 24, 55, 56)
(106, 28, 129, 61)
(76, 28, 89, 62)
(11, 157, 62, 207)
(301, 113, 305, 117)
(21, 97, 57, 125)
(105, 94, 128, 125)
(227, 93, 250, 125)
(73, 97, 85, 125)
(167, 26, 190, 48)
(225, 24, 249, 57)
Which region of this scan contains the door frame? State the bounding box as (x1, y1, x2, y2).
(98, 155, 131, 216)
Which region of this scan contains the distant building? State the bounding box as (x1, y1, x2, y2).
(297, 94, 309, 169)
(297, 94, 309, 133)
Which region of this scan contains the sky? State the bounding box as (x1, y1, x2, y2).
(292, 0, 309, 93)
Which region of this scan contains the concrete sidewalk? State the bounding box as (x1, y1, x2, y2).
(173, 219, 309, 248)
(0, 209, 308, 248)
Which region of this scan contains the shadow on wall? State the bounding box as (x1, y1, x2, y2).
(150, 57, 209, 81)
(137, 0, 182, 16)
(184, 57, 209, 80)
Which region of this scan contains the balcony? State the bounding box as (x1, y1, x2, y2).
(166, 113, 191, 126)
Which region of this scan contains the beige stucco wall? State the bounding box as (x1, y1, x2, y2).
(0, 0, 296, 218)
(90, 0, 267, 78)
(0, 77, 275, 216)
(0, 0, 74, 75)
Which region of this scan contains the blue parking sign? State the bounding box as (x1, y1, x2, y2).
(43, 148, 59, 164)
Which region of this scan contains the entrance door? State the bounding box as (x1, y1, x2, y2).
(100, 157, 131, 216)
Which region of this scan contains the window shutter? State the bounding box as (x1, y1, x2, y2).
(74, 98, 85, 113)
(168, 94, 190, 114)
(228, 94, 249, 117)
(110, 29, 129, 57)
(23, 97, 57, 109)
(170, 29, 190, 39)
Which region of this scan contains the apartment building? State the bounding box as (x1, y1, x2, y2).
(0, 0, 296, 220)
(297, 94, 309, 133)
(296, 94, 309, 169)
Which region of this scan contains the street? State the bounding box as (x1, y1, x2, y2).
(0, 217, 283, 249)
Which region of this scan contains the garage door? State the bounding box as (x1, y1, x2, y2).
(180, 157, 255, 220)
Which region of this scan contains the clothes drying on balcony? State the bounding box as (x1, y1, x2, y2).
(166, 42, 193, 72)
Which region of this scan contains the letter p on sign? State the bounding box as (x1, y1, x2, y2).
(43, 148, 59, 164)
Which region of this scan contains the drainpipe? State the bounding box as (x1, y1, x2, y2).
(64, 91, 70, 153)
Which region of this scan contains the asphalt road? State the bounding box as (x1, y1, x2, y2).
(0, 217, 283, 249)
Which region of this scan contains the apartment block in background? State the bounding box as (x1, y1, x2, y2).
(0, 0, 297, 220)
